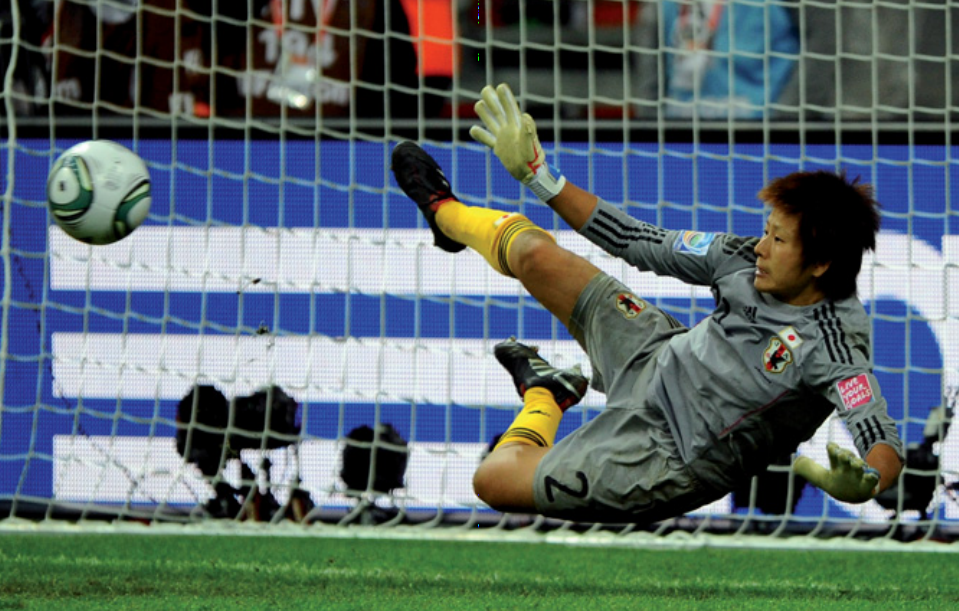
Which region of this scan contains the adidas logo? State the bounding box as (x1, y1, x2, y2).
(529, 359, 554, 376)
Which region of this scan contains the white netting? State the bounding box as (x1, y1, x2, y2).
(0, 0, 956, 543)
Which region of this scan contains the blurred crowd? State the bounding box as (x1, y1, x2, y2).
(2, 0, 454, 120)
(1, 0, 957, 122)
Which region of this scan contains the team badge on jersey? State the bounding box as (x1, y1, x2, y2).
(615, 293, 646, 319)
(763, 336, 793, 373)
(674, 231, 715, 255)
(837, 374, 875, 410)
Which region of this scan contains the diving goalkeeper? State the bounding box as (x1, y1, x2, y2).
(391, 84, 904, 524)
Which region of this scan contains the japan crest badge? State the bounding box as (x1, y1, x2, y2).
(763, 336, 793, 373)
(615, 293, 646, 319)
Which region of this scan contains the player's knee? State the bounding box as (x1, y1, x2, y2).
(472, 460, 499, 507)
(473, 450, 539, 512)
(473, 459, 517, 511)
(508, 231, 563, 279)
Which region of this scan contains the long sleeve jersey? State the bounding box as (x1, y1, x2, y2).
(580, 198, 904, 490)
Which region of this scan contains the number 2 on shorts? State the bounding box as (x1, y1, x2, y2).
(544, 471, 589, 502)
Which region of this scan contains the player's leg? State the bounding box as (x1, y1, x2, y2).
(472, 444, 548, 512)
(499, 231, 601, 328)
(391, 141, 601, 327)
(391, 142, 594, 509)
(472, 339, 588, 512)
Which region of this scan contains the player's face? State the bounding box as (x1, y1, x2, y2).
(754, 206, 830, 305)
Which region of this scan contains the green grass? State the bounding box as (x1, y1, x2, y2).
(1, 532, 958, 610)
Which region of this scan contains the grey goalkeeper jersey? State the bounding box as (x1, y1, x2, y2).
(580, 198, 904, 490)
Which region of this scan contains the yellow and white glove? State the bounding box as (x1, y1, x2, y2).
(469, 83, 567, 203)
(794, 442, 881, 503)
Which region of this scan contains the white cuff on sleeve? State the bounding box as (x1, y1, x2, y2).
(523, 163, 567, 203)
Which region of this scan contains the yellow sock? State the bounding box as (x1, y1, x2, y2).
(434, 201, 554, 277)
(492, 387, 564, 450)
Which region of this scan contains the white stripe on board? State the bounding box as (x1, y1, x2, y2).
(53, 435, 488, 508)
(49, 226, 959, 313)
(51, 334, 602, 406)
(49, 225, 711, 298)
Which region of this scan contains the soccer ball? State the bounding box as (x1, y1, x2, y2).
(46, 140, 152, 245)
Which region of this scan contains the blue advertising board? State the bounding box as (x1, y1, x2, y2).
(1, 138, 955, 521)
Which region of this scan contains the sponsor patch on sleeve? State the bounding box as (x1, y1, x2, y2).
(837, 374, 875, 410)
(673, 231, 715, 256)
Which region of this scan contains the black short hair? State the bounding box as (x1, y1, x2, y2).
(758, 170, 881, 300)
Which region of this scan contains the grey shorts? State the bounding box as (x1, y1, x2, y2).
(531, 272, 722, 523)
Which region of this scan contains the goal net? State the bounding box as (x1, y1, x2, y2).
(1, 0, 956, 543)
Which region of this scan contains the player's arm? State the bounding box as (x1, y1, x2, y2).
(546, 181, 599, 232)
(834, 376, 904, 499)
(469, 83, 729, 285)
(469, 83, 597, 227)
(864, 442, 903, 494)
(796, 361, 904, 502)
(468, 84, 652, 234)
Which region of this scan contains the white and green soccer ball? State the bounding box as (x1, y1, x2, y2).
(46, 140, 151, 245)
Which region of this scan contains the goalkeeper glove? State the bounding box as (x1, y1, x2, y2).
(469, 83, 567, 203)
(793, 442, 881, 503)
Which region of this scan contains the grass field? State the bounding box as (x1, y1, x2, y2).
(1, 531, 958, 610)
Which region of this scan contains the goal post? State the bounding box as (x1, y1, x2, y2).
(0, 0, 957, 543)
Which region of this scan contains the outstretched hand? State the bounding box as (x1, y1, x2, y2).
(469, 84, 566, 202)
(794, 442, 881, 503)
(469, 83, 544, 183)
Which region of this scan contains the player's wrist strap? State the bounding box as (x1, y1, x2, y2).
(523, 162, 567, 203)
